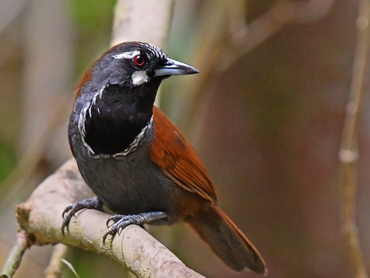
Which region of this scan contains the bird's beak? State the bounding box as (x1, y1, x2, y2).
(154, 58, 199, 77)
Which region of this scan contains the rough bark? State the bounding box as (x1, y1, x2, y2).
(16, 159, 204, 278)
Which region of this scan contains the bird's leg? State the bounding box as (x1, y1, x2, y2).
(62, 196, 103, 235)
(103, 211, 168, 244)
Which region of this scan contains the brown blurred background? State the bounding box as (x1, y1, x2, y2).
(0, 0, 368, 277)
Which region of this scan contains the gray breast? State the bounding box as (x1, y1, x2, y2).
(69, 119, 181, 221)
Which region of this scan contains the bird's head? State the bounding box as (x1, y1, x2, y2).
(79, 41, 199, 92)
(71, 42, 199, 156)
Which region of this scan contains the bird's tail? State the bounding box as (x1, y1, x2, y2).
(188, 206, 267, 275)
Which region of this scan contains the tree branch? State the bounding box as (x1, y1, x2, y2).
(44, 244, 68, 278)
(0, 231, 30, 278)
(14, 159, 204, 278)
(2, 1, 204, 277)
(339, 0, 370, 277)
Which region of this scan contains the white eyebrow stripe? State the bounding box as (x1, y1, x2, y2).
(113, 50, 140, 59)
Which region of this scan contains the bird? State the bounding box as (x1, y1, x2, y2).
(62, 41, 267, 274)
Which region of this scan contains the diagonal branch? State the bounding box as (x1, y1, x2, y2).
(2, 0, 199, 277)
(15, 159, 204, 278)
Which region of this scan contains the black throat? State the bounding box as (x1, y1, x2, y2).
(82, 82, 159, 155)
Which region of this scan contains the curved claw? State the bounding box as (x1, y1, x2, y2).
(61, 197, 103, 236)
(106, 215, 123, 228)
(61, 215, 72, 235)
(61, 205, 78, 235)
(62, 205, 72, 219)
(106, 217, 114, 228)
(117, 226, 124, 235)
(102, 228, 116, 244)
(102, 221, 127, 244)
(102, 211, 168, 244)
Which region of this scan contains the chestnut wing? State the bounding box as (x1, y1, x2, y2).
(150, 107, 217, 203)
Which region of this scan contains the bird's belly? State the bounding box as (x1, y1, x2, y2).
(77, 152, 178, 220)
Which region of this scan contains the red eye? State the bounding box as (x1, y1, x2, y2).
(133, 55, 147, 67)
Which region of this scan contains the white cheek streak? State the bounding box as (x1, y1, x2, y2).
(132, 71, 149, 86)
(78, 106, 95, 155)
(78, 86, 106, 155)
(89, 86, 105, 117)
(78, 106, 87, 138)
(113, 50, 140, 59)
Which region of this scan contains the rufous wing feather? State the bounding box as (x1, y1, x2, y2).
(150, 107, 217, 203)
(150, 107, 266, 274)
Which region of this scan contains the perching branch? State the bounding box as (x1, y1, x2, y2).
(339, 0, 370, 278)
(1, 0, 205, 277)
(14, 159, 204, 278)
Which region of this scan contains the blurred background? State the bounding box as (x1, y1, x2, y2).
(0, 0, 368, 277)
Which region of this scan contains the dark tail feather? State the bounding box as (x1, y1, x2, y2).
(188, 206, 267, 275)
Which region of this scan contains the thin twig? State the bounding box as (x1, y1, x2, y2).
(44, 244, 69, 278)
(184, 0, 334, 131)
(339, 0, 370, 278)
(0, 231, 30, 278)
(221, 0, 334, 70)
